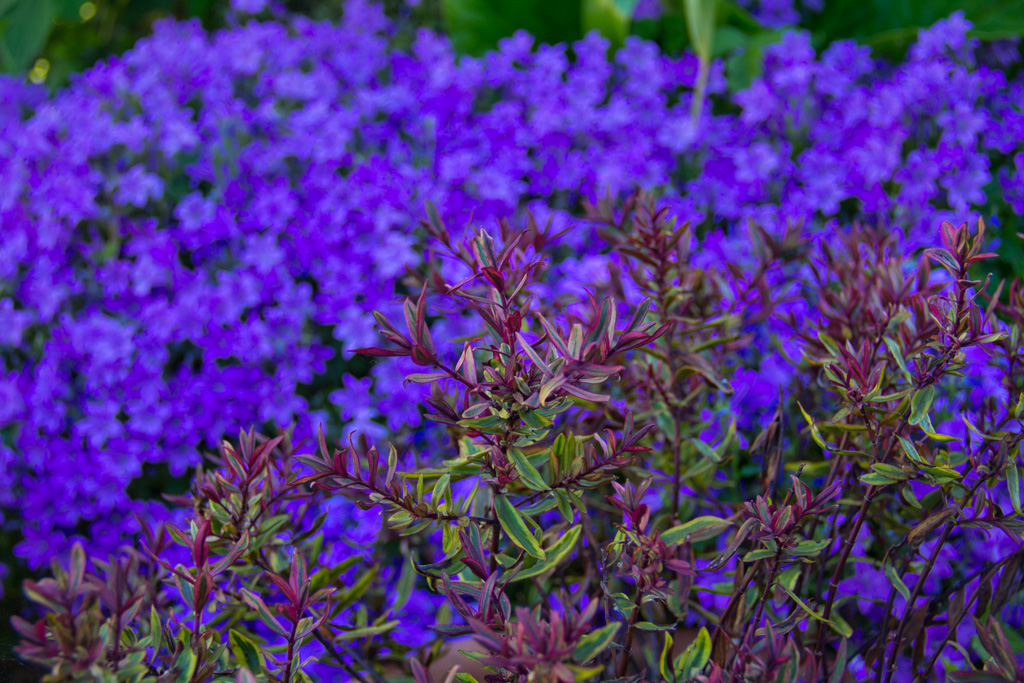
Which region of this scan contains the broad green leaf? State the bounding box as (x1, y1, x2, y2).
(635, 621, 677, 631)
(883, 337, 912, 380)
(229, 630, 264, 674)
(0, 0, 54, 72)
(336, 621, 400, 641)
(743, 548, 776, 562)
(495, 494, 545, 560)
(440, 0, 583, 56)
(150, 606, 163, 654)
(871, 463, 909, 481)
(508, 448, 549, 491)
(686, 436, 723, 463)
(512, 525, 581, 582)
(662, 516, 731, 546)
(574, 623, 620, 662)
(897, 436, 926, 465)
(684, 0, 716, 61)
(860, 472, 898, 486)
(581, 0, 640, 50)
(240, 589, 289, 637)
(909, 384, 935, 426)
(674, 627, 711, 677)
(1008, 461, 1022, 516)
(660, 632, 674, 683)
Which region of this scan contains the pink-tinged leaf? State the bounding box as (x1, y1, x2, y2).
(481, 266, 505, 290)
(350, 347, 410, 357)
(517, 333, 554, 377)
(411, 660, 433, 683)
(236, 667, 258, 683)
(624, 299, 652, 334)
(562, 383, 610, 403)
(193, 518, 212, 567)
(567, 324, 583, 358)
(193, 569, 213, 613)
(241, 588, 290, 637)
(290, 552, 308, 603)
(538, 315, 572, 359)
(165, 523, 193, 552)
(403, 297, 417, 342)
(210, 533, 250, 576)
(497, 231, 526, 270)
(266, 571, 296, 603)
(69, 544, 86, 590)
(415, 283, 429, 345)
(404, 373, 449, 385)
(424, 201, 449, 243)
(460, 342, 478, 384)
(585, 298, 615, 350)
(410, 345, 435, 366)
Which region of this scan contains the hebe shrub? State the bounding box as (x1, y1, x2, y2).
(4, 0, 1024, 592)
(14, 203, 1024, 682)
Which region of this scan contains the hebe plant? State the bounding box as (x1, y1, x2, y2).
(13, 204, 1024, 682)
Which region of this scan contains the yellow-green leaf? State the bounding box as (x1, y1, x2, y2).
(495, 495, 545, 560)
(512, 526, 581, 582)
(508, 448, 549, 491)
(1008, 461, 1022, 516)
(574, 623, 620, 663)
(662, 516, 731, 546)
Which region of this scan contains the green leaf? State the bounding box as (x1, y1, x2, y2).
(574, 623, 620, 662)
(674, 627, 711, 678)
(683, 0, 716, 61)
(240, 589, 289, 637)
(494, 494, 545, 560)
(786, 539, 831, 557)
(662, 516, 731, 546)
(1008, 461, 1023, 516)
(743, 548, 776, 562)
(797, 402, 832, 451)
(635, 621, 677, 631)
(229, 630, 264, 674)
(860, 472, 898, 486)
(173, 645, 198, 683)
(871, 463, 909, 481)
(897, 436, 926, 465)
(828, 639, 848, 683)
(803, 0, 1024, 58)
(778, 584, 851, 637)
(0, 0, 55, 72)
(512, 525, 581, 581)
(909, 385, 936, 426)
(336, 621, 400, 641)
(686, 436, 723, 463)
(882, 558, 910, 601)
(508, 448, 549, 491)
(393, 555, 417, 611)
(581, 0, 640, 50)
(441, 0, 582, 56)
(883, 337, 912, 381)
(150, 606, 163, 655)
(660, 632, 674, 683)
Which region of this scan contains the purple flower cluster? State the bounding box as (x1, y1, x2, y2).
(2, 3, 1023, 611)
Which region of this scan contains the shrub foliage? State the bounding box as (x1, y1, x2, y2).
(13, 203, 1024, 682)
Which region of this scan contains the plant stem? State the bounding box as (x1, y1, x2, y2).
(882, 522, 954, 683)
(616, 587, 645, 678)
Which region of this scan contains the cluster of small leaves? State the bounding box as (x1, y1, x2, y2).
(13, 207, 1024, 683)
